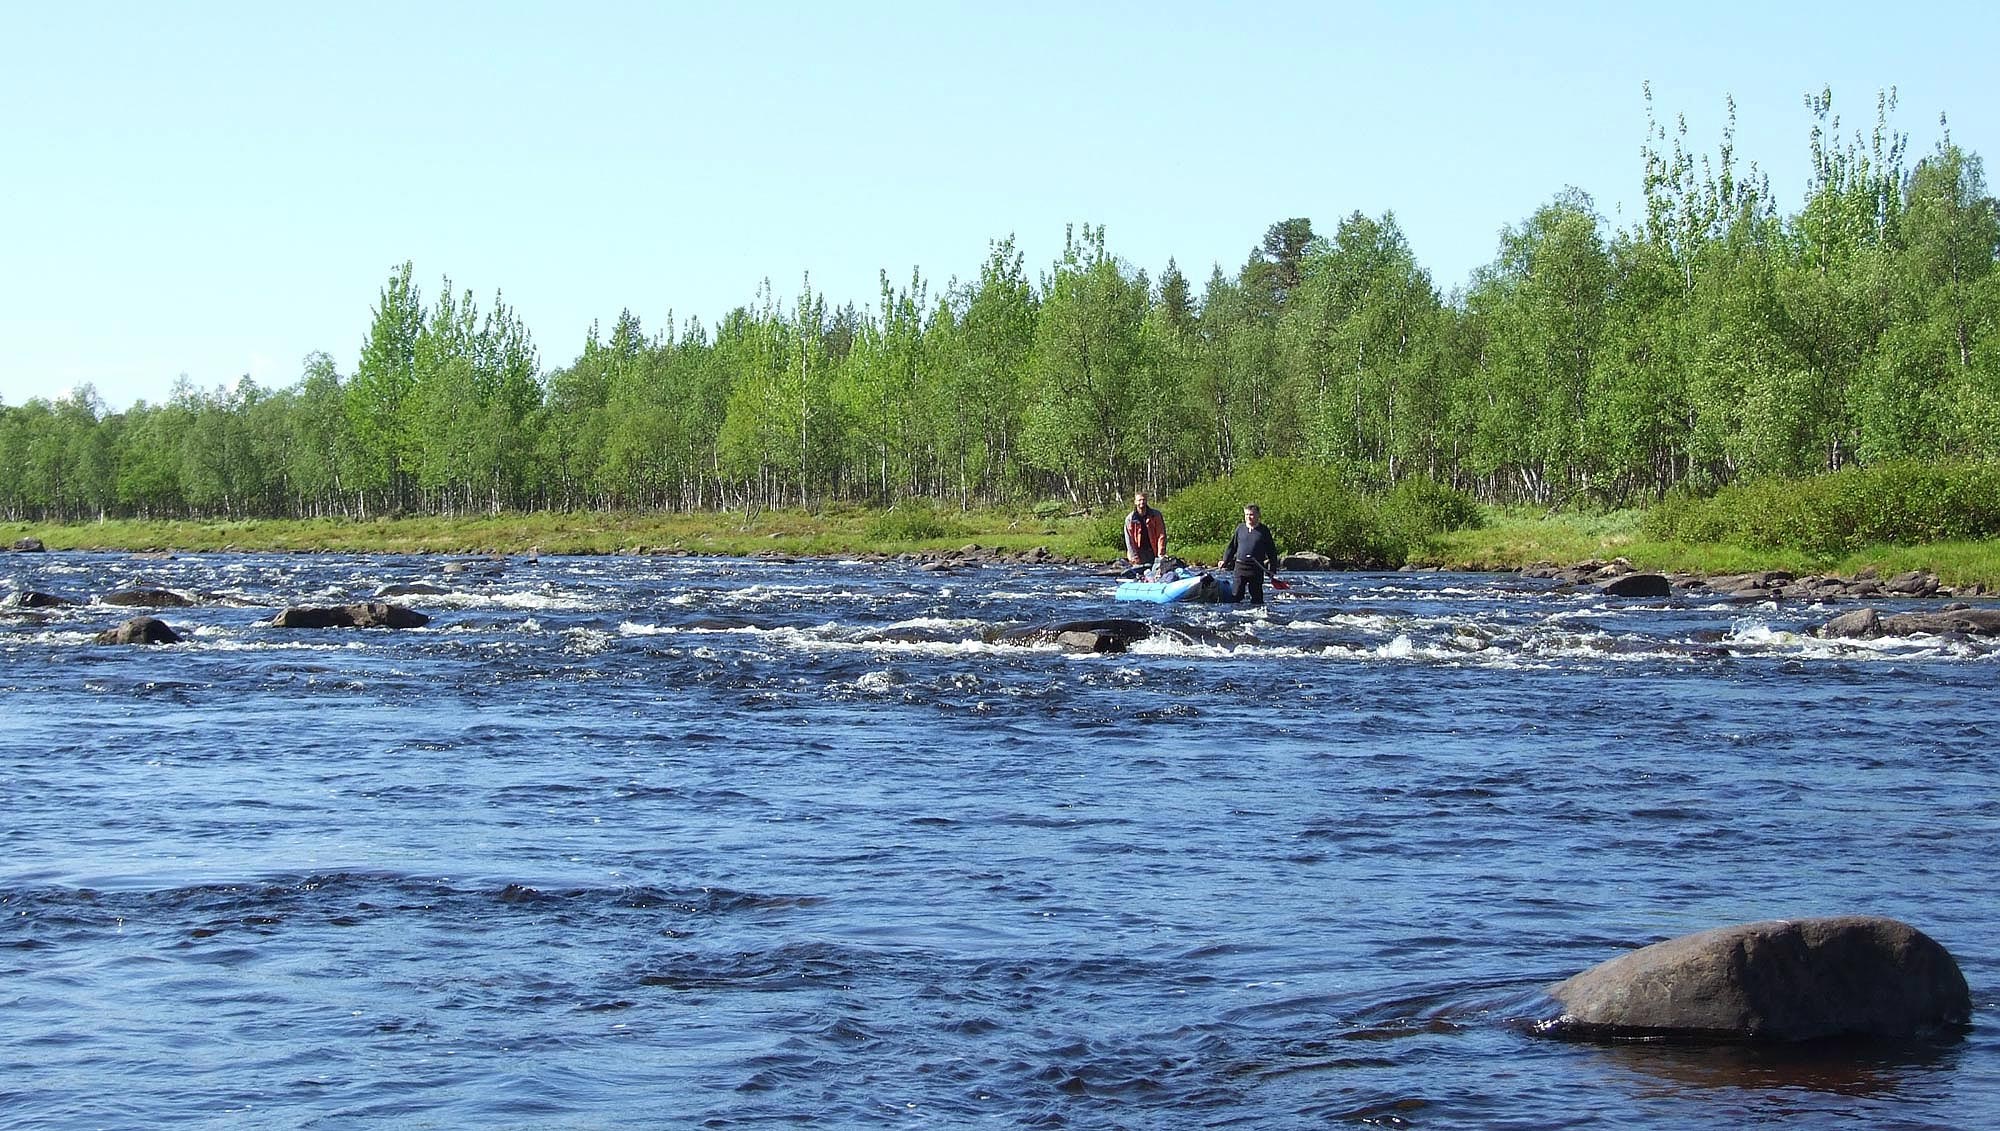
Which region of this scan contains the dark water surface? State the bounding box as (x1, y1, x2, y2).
(3, 552, 1995, 1129)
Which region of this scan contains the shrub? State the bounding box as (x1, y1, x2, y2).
(865, 500, 969, 543)
(1639, 462, 2000, 555)
(1381, 477, 1484, 557)
(1086, 465, 1485, 566)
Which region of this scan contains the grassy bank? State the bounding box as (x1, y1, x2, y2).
(10, 506, 2000, 589)
(1, 506, 1111, 560)
(1420, 508, 2000, 589)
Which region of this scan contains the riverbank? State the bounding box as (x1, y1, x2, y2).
(1, 508, 1104, 560)
(1419, 509, 2000, 591)
(8, 507, 2000, 590)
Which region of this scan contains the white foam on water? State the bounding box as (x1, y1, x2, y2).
(427, 589, 604, 613)
(851, 669, 903, 693)
(879, 617, 986, 633)
(562, 628, 615, 655)
(1376, 634, 1420, 660)
(167, 638, 376, 653)
(814, 636, 1022, 658)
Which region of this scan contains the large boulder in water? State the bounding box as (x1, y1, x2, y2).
(95, 616, 182, 645)
(1817, 607, 1881, 639)
(270, 601, 430, 629)
(1596, 573, 1673, 598)
(1538, 916, 1969, 1043)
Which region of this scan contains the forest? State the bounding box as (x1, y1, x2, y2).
(3, 90, 1996, 523)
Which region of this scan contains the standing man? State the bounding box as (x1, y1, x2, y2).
(1124, 491, 1166, 575)
(1218, 504, 1280, 605)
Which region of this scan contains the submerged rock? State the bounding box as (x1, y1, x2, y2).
(7, 590, 80, 608)
(270, 602, 430, 629)
(1539, 916, 1969, 1043)
(1055, 629, 1126, 653)
(95, 616, 183, 645)
(1008, 618, 1153, 654)
(101, 588, 194, 607)
(373, 582, 450, 598)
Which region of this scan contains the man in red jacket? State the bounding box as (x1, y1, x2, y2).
(1124, 491, 1166, 576)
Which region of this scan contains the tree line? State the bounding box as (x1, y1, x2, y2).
(3, 89, 1996, 523)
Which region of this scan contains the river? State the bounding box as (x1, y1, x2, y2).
(3, 551, 1995, 1128)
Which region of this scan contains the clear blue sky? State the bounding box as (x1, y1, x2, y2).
(4, 1, 1994, 411)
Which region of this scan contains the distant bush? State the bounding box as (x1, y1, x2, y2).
(866, 500, 970, 543)
(1101, 462, 1483, 567)
(1641, 462, 2000, 555)
(1381, 476, 1485, 557)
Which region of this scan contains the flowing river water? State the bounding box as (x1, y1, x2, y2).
(3, 550, 1996, 1129)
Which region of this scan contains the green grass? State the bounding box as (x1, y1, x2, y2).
(1, 507, 1110, 561)
(1421, 508, 2000, 588)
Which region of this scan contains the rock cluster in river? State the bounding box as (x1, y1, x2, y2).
(1816, 605, 2000, 639)
(1524, 559, 1986, 601)
(1539, 916, 1970, 1043)
(101, 587, 195, 607)
(269, 602, 431, 629)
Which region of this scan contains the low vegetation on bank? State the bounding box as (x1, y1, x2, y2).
(10, 461, 2000, 590)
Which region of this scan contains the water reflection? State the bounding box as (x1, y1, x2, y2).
(1597, 1037, 1963, 1097)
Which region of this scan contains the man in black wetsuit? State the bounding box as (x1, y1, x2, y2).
(1218, 504, 1280, 605)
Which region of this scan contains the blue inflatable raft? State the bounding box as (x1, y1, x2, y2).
(1114, 569, 1232, 604)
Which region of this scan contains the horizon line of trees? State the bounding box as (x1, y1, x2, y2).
(3, 87, 1997, 524)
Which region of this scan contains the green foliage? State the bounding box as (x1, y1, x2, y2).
(864, 499, 970, 543)
(2, 88, 1996, 537)
(1152, 461, 1481, 566)
(1641, 462, 2000, 556)
(1380, 476, 1485, 554)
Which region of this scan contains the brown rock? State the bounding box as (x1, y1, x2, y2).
(101, 588, 194, 607)
(269, 602, 430, 629)
(1818, 608, 1882, 639)
(94, 616, 182, 645)
(8, 590, 80, 608)
(1879, 608, 2000, 637)
(1597, 573, 1673, 598)
(1540, 916, 1969, 1043)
